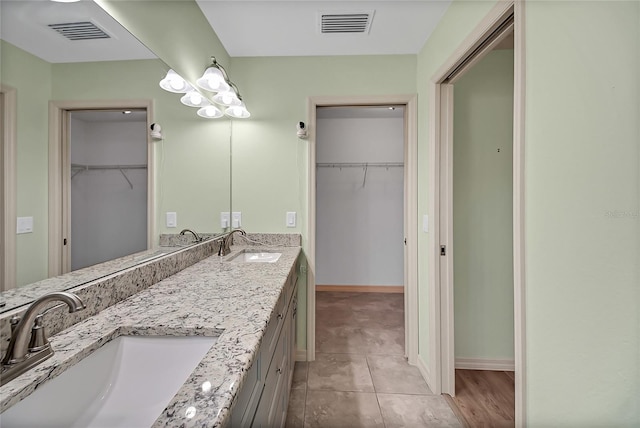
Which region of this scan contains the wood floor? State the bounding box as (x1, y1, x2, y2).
(447, 369, 515, 427)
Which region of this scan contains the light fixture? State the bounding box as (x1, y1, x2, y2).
(51, 0, 81, 3)
(159, 69, 192, 93)
(212, 90, 241, 107)
(180, 90, 210, 108)
(197, 105, 224, 119)
(196, 58, 230, 93)
(225, 102, 251, 119)
(161, 57, 250, 120)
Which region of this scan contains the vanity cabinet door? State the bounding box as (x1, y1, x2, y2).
(230, 355, 264, 428)
(252, 317, 288, 428)
(289, 283, 298, 383)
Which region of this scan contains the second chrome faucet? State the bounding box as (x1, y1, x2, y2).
(218, 229, 246, 256)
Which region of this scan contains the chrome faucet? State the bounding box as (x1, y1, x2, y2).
(179, 228, 202, 243)
(218, 228, 246, 256)
(1, 291, 85, 386)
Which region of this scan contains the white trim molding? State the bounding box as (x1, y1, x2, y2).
(48, 99, 155, 277)
(1, 84, 17, 291)
(455, 358, 515, 371)
(427, 1, 526, 426)
(307, 95, 418, 365)
(295, 350, 308, 362)
(416, 354, 434, 392)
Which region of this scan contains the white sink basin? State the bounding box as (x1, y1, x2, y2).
(1, 335, 217, 428)
(230, 251, 282, 263)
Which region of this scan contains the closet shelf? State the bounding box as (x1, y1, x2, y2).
(71, 163, 147, 189)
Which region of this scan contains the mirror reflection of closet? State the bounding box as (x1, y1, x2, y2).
(68, 110, 148, 270)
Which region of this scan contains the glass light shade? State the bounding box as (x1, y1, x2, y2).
(197, 105, 224, 119)
(159, 69, 192, 93)
(212, 91, 241, 107)
(196, 67, 230, 93)
(180, 90, 210, 108)
(225, 102, 251, 119)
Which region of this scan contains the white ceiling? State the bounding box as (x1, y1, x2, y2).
(1, 0, 452, 63)
(0, 0, 155, 63)
(196, 0, 452, 57)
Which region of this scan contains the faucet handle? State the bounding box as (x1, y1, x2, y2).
(28, 315, 49, 353)
(9, 316, 20, 335)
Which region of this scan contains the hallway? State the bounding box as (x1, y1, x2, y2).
(285, 291, 462, 427)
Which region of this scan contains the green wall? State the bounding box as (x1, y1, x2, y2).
(453, 49, 514, 362)
(1, 41, 52, 286)
(418, 0, 639, 425)
(524, 1, 639, 425)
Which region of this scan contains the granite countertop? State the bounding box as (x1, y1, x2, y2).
(0, 245, 185, 313)
(0, 244, 301, 427)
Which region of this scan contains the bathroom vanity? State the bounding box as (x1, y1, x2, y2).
(0, 236, 302, 428)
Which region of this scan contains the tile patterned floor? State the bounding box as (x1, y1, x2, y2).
(286, 291, 462, 428)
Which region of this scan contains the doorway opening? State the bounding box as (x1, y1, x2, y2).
(48, 100, 154, 276)
(315, 104, 405, 355)
(307, 95, 418, 364)
(428, 1, 525, 426)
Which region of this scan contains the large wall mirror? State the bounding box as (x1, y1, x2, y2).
(0, 0, 231, 313)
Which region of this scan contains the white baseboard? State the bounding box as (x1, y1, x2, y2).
(416, 354, 434, 392)
(455, 358, 515, 371)
(295, 349, 307, 361)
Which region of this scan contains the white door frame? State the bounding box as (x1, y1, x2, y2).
(1, 84, 17, 291)
(427, 1, 526, 426)
(48, 99, 155, 276)
(307, 95, 418, 364)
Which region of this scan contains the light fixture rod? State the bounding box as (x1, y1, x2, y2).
(209, 57, 242, 101)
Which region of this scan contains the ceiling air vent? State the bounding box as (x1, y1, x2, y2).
(320, 11, 374, 34)
(48, 21, 111, 41)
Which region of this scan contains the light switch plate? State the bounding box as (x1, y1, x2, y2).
(17, 216, 33, 234)
(232, 212, 242, 228)
(286, 212, 296, 228)
(166, 212, 177, 228)
(220, 212, 230, 229)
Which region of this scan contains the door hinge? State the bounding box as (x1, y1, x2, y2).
(63, 238, 67, 246)
(440, 245, 446, 256)
(404, 238, 407, 245)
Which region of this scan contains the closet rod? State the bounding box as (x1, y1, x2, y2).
(71, 163, 147, 170)
(316, 162, 404, 168)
